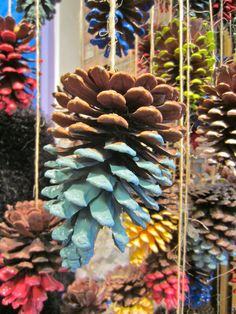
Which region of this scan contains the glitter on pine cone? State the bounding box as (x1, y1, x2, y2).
(143, 252, 189, 311)
(0, 16, 36, 115)
(197, 62, 236, 170)
(151, 18, 214, 106)
(85, 0, 154, 57)
(61, 277, 107, 314)
(42, 65, 185, 271)
(188, 183, 236, 270)
(0, 200, 64, 314)
(106, 265, 153, 314)
(125, 189, 178, 266)
(16, 0, 61, 25)
(213, 0, 236, 21)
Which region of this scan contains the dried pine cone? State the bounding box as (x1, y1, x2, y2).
(106, 265, 153, 314)
(61, 277, 107, 314)
(0, 200, 64, 314)
(189, 182, 236, 270)
(42, 65, 185, 270)
(125, 189, 178, 266)
(143, 252, 189, 311)
(16, 0, 61, 25)
(186, 303, 215, 314)
(197, 62, 236, 169)
(85, 0, 154, 57)
(153, 18, 214, 106)
(0, 16, 36, 115)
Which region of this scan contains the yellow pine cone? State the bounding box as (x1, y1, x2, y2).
(111, 297, 154, 314)
(125, 209, 178, 266)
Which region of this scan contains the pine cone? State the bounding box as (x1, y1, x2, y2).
(0, 17, 36, 115)
(189, 182, 236, 270)
(213, 0, 236, 21)
(0, 200, 64, 313)
(85, 0, 154, 57)
(125, 189, 178, 266)
(0, 108, 54, 210)
(143, 252, 189, 311)
(189, 0, 210, 18)
(153, 18, 214, 106)
(16, 0, 61, 25)
(61, 278, 107, 314)
(42, 66, 185, 270)
(106, 265, 152, 313)
(186, 303, 215, 314)
(197, 62, 236, 169)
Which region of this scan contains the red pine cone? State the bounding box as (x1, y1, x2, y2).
(213, 0, 236, 21)
(0, 16, 36, 115)
(143, 253, 189, 311)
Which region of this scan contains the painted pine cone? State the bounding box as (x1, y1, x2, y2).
(143, 252, 189, 310)
(16, 0, 61, 25)
(153, 18, 214, 106)
(61, 278, 107, 314)
(197, 62, 236, 169)
(186, 303, 215, 314)
(213, 0, 236, 21)
(85, 0, 154, 57)
(106, 265, 153, 313)
(0, 17, 36, 115)
(189, 0, 210, 18)
(189, 183, 236, 270)
(0, 200, 63, 313)
(125, 189, 178, 266)
(42, 65, 185, 271)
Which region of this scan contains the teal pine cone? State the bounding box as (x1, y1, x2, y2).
(42, 66, 185, 271)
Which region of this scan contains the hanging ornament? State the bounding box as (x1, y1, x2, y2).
(16, 0, 61, 25)
(213, 0, 236, 21)
(188, 183, 236, 270)
(85, 0, 154, 57)
(0, 17, 36, 115)
(143, 252, 189, 311)
(125, 189, 178, 266)
(106, 265, 154, 314)
(42, 66, 186, 271)
(189, 0, 210, 18)
(0, 108, 54, 210)
(61, 277, 107, 314)
(185, 303, 215, 314)
(0, 200, 64, 314)
(197, 62, 236, 170)
(139, 18, 215, 107)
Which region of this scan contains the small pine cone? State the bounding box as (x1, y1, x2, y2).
(16, 0, 61, 25)
(0, 200, 64, 314)
(0, 17, 36, 115)
(143, 253, 189, 311)
(213, 0, 236, 21)
(189, 183, 236, 257)
(85, 0, 154, 57)
(189, 0, 210, 18)
(197, 62, 236, 169)
(186, 303, 215, 314)
(61, 277, 107, 314)
(106, 265, 149, 309)
(125, 189, 178, 266)
(42, 66, 185, 270)
(153, 18, 214, 106)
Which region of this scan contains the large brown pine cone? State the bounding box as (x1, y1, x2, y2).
(0, 200, 62, 275)
(105, 265, 148, 308)
(197, 62, 236, 169)
(61, 278, 107, 314)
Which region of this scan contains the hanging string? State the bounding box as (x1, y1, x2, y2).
(169, 0, 173, 22)
(150, 5, 155, 73)
(182, 0, 191, 311)
(176, 0, 185, 312)
(134, 35, 139, 76)
(34, 0, 41, 206)
(8, 0, 12, 16)
(109, 0, 116, 71)
(220, 0, 224, 65)
(209, 0, 216, 72)
(79, 0, 84, 67)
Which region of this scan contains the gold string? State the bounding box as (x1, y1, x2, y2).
(134, 35, 138, 76)
(8, 0, 12, 16)
(182, 0, 191, 311)
(109, 0, 116, 71)
(79, 0, 84, 67)
(220, 0, 224, 65)
(34, 0, 41, 206)
(209, 0, 216, 72)
(177, 0, 185, 312)
(150, 5, 155, 73)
